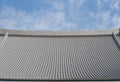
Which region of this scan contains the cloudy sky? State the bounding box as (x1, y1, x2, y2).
(0, 0, 120, 31)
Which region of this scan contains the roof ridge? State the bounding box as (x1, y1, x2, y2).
(0, 28, 119, 36)
(0, 32, 8, 49)
(112, 32, 120, 49)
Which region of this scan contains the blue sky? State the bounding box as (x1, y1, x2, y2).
(0, 0, 120, 31)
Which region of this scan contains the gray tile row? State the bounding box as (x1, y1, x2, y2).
(0, 34, 120, 80)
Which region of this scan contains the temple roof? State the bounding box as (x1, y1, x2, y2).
(0, 29, 120, 81)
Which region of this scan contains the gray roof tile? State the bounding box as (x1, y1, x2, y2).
(117, 36, 120, 40)
(0, 29, 120, 81)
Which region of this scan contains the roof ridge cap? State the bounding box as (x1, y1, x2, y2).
(0, 28, 119, 36)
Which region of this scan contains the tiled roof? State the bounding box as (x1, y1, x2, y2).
(0, 29, 120, 81)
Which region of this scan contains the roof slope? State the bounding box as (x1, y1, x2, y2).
(0, 29, 120, 81)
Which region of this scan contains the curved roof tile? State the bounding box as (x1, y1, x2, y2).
(0, 29, 120, 81)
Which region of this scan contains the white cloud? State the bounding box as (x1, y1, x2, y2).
(97, 0, 120, 10)
(0, 6, 77, 31)
(89, 10, 120, 30)
(68, 0, 85, 7)
(52, 1, 65, 11)
(89, 11, 112, 29)
(1, 0, 119, 31)
(88, 0, 120, 30)
(66, 0, 86, 22)
(112, 14, 120, 27)
(97, 0, 102, 9)
(110, 0, 120, 10)
(97, 0, 109, 9)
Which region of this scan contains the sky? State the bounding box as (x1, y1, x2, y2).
(0, 0, 120, 31)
